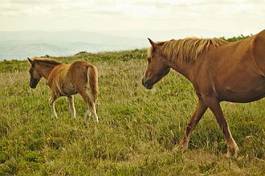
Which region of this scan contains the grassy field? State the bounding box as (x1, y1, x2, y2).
(1, 48, 265, 176)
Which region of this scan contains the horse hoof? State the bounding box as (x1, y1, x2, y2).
(178, 139, 189, 151)
(226, 146, 239, 158)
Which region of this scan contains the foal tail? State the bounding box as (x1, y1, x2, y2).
(87, 65, 98, 102)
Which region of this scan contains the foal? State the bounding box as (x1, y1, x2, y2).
(28, 57, 99, 122)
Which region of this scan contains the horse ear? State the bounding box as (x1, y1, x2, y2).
(27, 57, 33, 64)
(148, 38, 156, 48)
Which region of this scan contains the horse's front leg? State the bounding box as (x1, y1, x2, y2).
(204, 96, 239, 157)
(179, 98, 207, 150)
(49, 94, 58, 118)
(67, 96, 76, 118)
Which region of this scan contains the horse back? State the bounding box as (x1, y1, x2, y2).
(69, 61, 96, 83)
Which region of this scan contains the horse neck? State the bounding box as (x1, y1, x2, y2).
(37, 63, 58, 79)
(166, 56, 194, 81)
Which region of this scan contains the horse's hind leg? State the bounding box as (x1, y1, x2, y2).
(67, 96, 76, 118)
(90, 102, 99, 123)
(79, 90, 99, 123)
(204, 96, 239, 157)
(80, 92, 91, 120)
(83, 106, 91, 119)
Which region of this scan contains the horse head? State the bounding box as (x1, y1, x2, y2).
(142, 38, 170, 89)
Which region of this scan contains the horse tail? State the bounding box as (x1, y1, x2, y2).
(87, 65, 98, 102)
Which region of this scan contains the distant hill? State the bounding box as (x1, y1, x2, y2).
(0, 31, 250, 60)
(0, 31, 146, 59)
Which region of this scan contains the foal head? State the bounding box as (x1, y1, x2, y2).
(142, 38, 170, 89)
(28, 58, 42, 89)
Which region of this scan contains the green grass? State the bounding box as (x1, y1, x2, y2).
(1, 48, 265, 175)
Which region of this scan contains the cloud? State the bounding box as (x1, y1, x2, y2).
(0, 0, 125, 17)
(1, 0, 264, 18)
(0, 0, 264, 37)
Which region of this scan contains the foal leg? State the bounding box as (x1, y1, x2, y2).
(90, 102, 99, 123)
(49, 96, 58, 118)
(80, 91, 99, 122)
(83, 107, 91, 119)
(80, 92, 91, 120)
(204, 97, 239, 157)
(180, 99, 207, 150)
(67, 96, 76, 118)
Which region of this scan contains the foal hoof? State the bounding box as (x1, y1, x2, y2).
(226, 145, 239, 158)
(178, 139, 189, 151)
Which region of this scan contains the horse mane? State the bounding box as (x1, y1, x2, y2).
(33, 58, 62, 66)
(159, 37, 228, 63)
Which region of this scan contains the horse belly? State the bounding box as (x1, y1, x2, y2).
(219, 80, 265, 103)
(61, 82, 77, 96)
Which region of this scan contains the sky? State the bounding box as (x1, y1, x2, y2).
(1, 0, 265, 38)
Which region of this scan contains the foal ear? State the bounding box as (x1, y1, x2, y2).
(27, 57, 33, 64)
(148, 38, 156, 48)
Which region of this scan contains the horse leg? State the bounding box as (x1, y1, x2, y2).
(90, 102, 99, 123)
(179, 99, 207, 150)
(49, 95, 58, 118)
(84, 107, 91, 120)
(204, 96, 239, 157)
(67, 96, 76, 118)
(80, 92, 91, 120)
(79, 90, 99, 123)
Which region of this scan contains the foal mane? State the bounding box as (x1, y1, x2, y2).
(159, 37, 228, 63)
(33, 58, 62, 67)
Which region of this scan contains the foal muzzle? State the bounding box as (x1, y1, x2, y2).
(142, 78, 153, 89)
(30, 78, 39, 89)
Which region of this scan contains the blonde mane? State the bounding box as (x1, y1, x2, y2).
(159, 38, 228, 63)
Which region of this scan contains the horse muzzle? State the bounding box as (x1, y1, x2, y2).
(30, 79, 39, 89)
(142, 78, 153, 89)
(30, 84, 37, 89)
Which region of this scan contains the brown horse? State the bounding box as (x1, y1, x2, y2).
(28, 57, 99, 122)
(142, 29, 265, 157)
